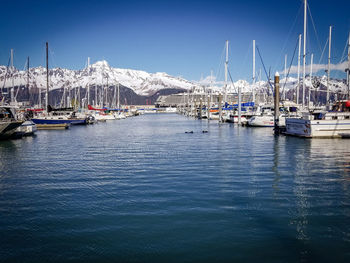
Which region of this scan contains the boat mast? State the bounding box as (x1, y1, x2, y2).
(39, 81, 42, 109)
(347, 32, 350, 100)
(10, 49, 14, 105)
(297, 34, 301, 104)
(46, 42, 49, 112)
(117, 82, 120, 109)
(284, 54, 287, 101)
(252, 40, 256, 103)
(327, 26, 332, 105)
(87, 57, 90, 107)
(308, 53, 313, 108)
(27, 57, 30, 101)
(224, 40, 228, 102)
(106, 75, 109, 107)
(238, 80, 242, 125)
(95, 72, 97, 107)
(302, 0, 307, 108)
(78, 85, 81, 109)
(101, 73, 104, 107)
(62, 82, 66, 108)
(113, 83, 116, 108)
(210, 69, 213, 103)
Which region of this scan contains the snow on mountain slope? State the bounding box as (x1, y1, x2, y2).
(0, 60, 348, 98)
(0, 60, 194, 96)
(204, 76, 348, 96)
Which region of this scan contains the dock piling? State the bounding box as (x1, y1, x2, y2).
(207, 95, 210, 119)
(218, 94, 222, 123)
(274, 72, 280, 135)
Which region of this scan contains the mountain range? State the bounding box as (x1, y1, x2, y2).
(0, 60, 348, 105)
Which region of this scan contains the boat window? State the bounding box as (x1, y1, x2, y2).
(313, 113, 324, 120)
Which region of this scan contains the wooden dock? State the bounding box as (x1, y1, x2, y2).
(36, 124, 69, 130)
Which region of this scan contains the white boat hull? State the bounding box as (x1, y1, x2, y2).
(93, 113, 115, 121)
(248, 115, 274, 127)
(228, 115, 248, 124)
(16, 120, 37, 135)
(286, 118, 350, 138)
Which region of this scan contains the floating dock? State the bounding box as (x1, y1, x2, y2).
(36, 124, 69, 130)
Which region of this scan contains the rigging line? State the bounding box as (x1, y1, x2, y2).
(227, 68, 237, 94)
(318, 38, 328, 64)
(307, 3, 323, 54)
(14, 80, 21, 101)
(215, 42, 226, 86)
(256, 45, 274, 92)
(1, 56, 11, 91)
(332, 39, 348, 80)
(273, 1, 303, 70)
(337, 39, 348, 64)
(22, 60, 27, 71)
(281, 36, 299, 94)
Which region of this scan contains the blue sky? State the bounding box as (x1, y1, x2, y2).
(1, 0, 349, 82)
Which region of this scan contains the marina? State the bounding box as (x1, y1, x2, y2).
(1, 0, 350, 261)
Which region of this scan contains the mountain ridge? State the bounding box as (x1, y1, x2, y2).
(0, 60, 194, 97)
(1, 60, 349, 105)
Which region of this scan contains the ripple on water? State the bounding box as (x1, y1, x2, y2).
(1, 114, 350, 262)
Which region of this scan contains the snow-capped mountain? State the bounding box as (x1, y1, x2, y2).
(0, 59, 348, 104)
(0, 60, 194, 96)
(202, 76, 348, 98)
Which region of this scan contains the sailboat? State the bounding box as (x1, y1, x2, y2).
(31, 42, 87, 128)
(15, 57, 38, 136)
(285, 1, 350, 137)
(87, 105, 115, 121)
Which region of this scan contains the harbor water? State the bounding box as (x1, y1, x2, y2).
(1, 114, 350, 262)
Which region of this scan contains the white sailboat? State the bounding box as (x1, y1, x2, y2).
(16, 57, 37, 136)
(31, 42, 86, 128)
(285, 1, 350, 137)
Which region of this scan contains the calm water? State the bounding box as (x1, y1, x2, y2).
(1, 114, 350, 262)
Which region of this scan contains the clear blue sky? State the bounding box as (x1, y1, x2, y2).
(1, 0, 349, 82)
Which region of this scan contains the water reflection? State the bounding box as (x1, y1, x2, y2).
(272, 136, 281, 193)
(285, 137, 350, 260)
(0, 140, 18, 176)
(1, 114, 350, 262)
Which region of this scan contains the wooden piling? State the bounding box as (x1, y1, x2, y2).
(207, 95, 210, 119)
(274, 72, 280, 135)
(218, 94, 222, 123)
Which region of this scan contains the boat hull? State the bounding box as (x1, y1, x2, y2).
(15, 121, 37, 136)
(227, 115, 248, 124)
(248, 116, 274, 127)
(32, 118, 86, 125)
(0, 121, 24, 139)
(285, 118, 350, 138)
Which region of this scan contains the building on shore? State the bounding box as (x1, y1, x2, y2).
(155, 92, 272, 108)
